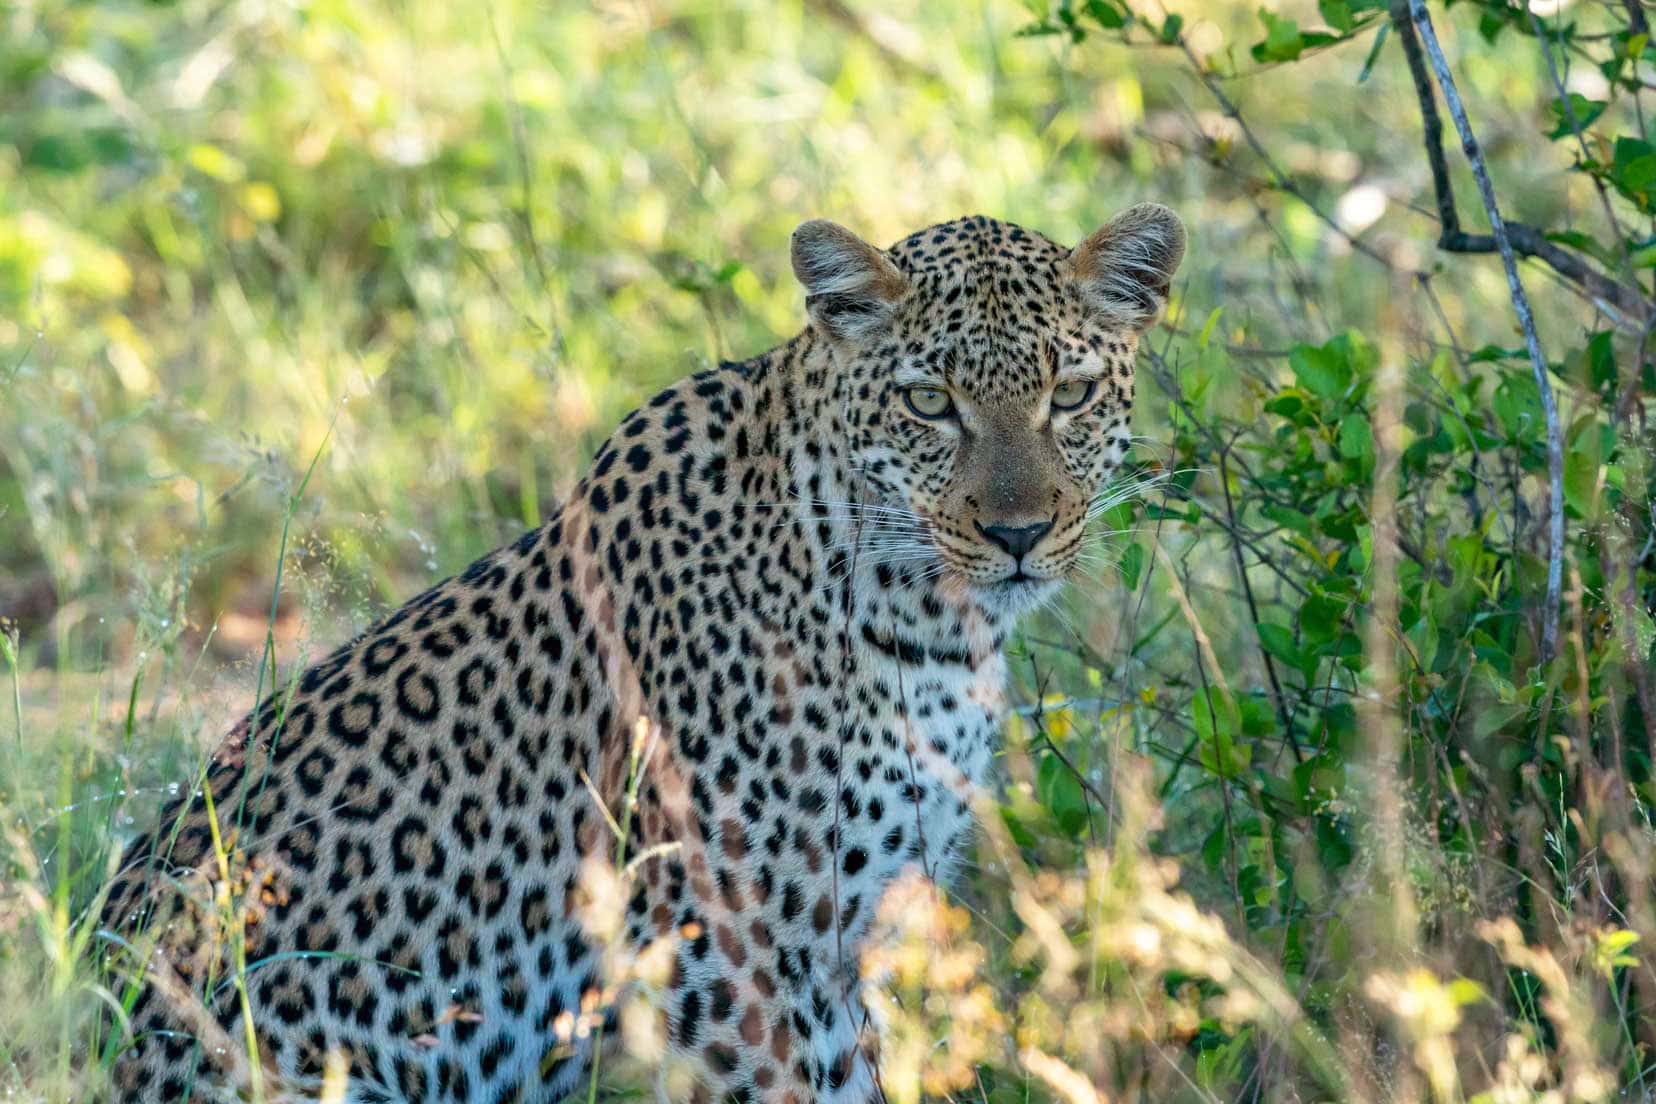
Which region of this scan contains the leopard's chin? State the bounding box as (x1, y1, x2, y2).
(967, 572, 1064, 618)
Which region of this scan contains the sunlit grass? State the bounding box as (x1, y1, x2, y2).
(2, 0, 1652, 1100)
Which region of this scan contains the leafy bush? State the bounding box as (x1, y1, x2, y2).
(0, 0, 1652, 1100)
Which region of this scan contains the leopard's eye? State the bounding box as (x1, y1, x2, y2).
(904, 386, 955, 419)
(1051, 379, 1096, 412)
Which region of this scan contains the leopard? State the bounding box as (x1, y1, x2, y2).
(99, 204, 1185, 1103)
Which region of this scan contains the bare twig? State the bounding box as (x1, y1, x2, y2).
(1624, 0, 1649, 36)
(1527, 0, 1655, 428)
(1527, 10, 1646, 297)
(1217, 446, 1303, 764)
(1166, 2, 1649, 345)
(1406, 0, 1566, 662)
(1390, 1, 1651, 328)
(1167, 37, 1395, 271)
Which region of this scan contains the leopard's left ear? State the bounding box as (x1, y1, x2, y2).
(1065, 203, 1186, 332)
(791, 219, 911, 341)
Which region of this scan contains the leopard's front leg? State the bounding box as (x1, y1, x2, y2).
(652, 977, 881, 1104)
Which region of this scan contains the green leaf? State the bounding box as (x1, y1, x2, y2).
(1492, 372, 1544, 442)
(1195, 1028, 1254, 1090)
(1256, 622, 1299, 662)
(1117, 541, 1145, 590)
(1357, 21, 1390, 82)
(1545, 93, 1606, 139)
(1193, 686, 1234, 742)
(23, 128, 135, 175)
(24, 133, 93, 174)
(1330, 631, 1363, 670)
(1196, 306, 1224, 349)
(1143, 501, 1197, 522)
(1315, 815, 1353, 869)
(1037, 753, 1090, 838)
(1467, 344, 1526, 363)
(1406, 612, 1440, 674)
(1545, 228, 1617, 269)
(1262, 503, 1314, 536)
(1320, 0, 1356, 33)
(1095, 499, 1135, 534)
(1630, 240, 1656, 268)
(1265, 392, 1305, 418)
(1299, 594, 1346, 647)
(1584, 330, 1616, 390)
(1253, 10, 1306, 61)
(1563, 418, 1603, 516)
(1195, 688, 1250, 778)
(1237, 693, 1275, 736)
(1084, 0, 1126, 28)
(1338, 412, 1374, 474)
(1013, 19, 1072, 39)
(1159, 12, 1183, 43)
(1609, 137, 1656, 210)
(999, 805, 1038, 849)
(1288, 342, 1352, 402)
(1471, 661, 1519, 705)
(1201, 822, 1229, 874)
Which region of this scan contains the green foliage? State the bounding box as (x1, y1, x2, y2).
(1003, 1, 1655, 1099)
(1, 0, 1654, 1101)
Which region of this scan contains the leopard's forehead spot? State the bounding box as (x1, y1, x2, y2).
(885, 213, 1069, 274)
(884, 216, 1092, 404)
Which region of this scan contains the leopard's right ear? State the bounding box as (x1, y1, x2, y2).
(1066, 203, 1186, 332)
(791, 220, 910, 341)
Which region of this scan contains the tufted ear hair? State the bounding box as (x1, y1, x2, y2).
(1066, 203, 1186, 332)
(790, 219, 911, 341)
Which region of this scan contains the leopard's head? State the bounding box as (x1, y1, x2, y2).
(792, 207, 1185, 617)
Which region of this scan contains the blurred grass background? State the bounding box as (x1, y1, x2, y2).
(2, 0, 1650, 1099)
(1, 0, 1570, 656)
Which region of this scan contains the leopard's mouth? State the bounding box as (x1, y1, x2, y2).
(924, 523, 1080, 608)
(930, 545, 1074, 589)
(975, 547, 1081, 588)
(967, 570, 1064, 615)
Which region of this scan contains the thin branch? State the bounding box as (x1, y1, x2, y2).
(1218, 446, 1303, 764)
(1167, 37, 1396, 271)
(1406, 0, 1565, 662)
(1528, 9, 1640, 288)
(1624, 0, 1649, 36)
(1391, 1, 1651, 327)
(1167, 3, 1649, 334)
(1526, 3, 1654, 428)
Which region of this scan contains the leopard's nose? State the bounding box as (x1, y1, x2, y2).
(975, 518, 1054, 560)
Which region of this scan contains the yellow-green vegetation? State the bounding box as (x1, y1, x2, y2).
(2, 0, 1653, 1099)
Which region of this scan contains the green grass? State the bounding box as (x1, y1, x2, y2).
(2, 0, 1653, 1100)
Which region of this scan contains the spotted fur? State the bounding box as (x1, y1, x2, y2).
(102, 207, 1184, 1103)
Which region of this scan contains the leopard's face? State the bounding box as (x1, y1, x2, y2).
(857, 253, 1136, 614)
(793, 207, 1185, 617)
